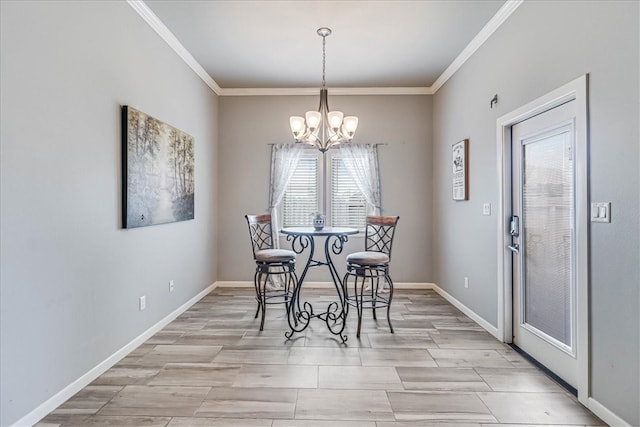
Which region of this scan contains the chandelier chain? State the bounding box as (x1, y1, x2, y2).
(322, 34, 326, 88)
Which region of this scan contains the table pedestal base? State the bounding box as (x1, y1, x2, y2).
(283, 231, 354, 343)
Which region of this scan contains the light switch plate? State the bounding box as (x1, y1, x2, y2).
(591, 202, 611, 223)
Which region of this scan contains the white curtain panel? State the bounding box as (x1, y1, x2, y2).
(341, 143, 389, 291)
(340, 144, 382, 215)
(268, 143, 304, 248)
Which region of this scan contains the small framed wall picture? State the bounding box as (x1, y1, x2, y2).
(452, 139, 469, 201)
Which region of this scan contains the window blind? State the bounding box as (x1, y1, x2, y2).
(282, 153, 319, 227)
(331, 156, 367, 228)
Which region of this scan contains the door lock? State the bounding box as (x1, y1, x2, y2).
(509, 215, 520, 237)
(508, 215, 520, 254)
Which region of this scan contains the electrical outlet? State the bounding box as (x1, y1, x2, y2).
(169, 280, 174, 293)
(483, 203, 491, 216)
(139, 295, 146, 311)
(464, 277, 469, 289)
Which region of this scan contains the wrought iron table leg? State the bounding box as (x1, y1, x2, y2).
(386, 273, 394, 334)
(284, 232, 350, 343)
(323, 235, 348, 342)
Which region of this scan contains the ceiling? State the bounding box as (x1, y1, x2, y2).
(142, 0, 509, 92)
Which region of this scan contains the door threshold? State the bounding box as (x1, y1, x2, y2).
(510, 344, 577, 396)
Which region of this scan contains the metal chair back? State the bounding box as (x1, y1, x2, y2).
(245, 213, 274, 260)
(364, 215, 400, 261)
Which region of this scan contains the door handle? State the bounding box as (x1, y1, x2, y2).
(508, 244, 519, 253)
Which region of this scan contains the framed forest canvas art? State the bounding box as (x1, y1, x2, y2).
(122, 106, 194, 228)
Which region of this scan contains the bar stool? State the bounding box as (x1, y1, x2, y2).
(342, 215, 400, 338)
(245, 213, 297, 331)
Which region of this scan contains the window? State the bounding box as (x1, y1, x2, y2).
(282, 153, 319, 227)
(282, 150, 368, 228)
(330, 155, 367, 229)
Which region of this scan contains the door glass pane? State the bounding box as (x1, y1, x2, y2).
(522, 129, 573, 347)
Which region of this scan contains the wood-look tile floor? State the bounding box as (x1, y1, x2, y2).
(38, 288, 604, 427)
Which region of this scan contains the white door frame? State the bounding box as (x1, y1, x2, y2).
(496, 75, 589, 404)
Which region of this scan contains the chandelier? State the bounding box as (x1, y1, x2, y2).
(289, 27, 359, 152)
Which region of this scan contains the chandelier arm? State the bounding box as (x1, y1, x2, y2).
(304, 128, 315, 143)
(327, 139, 343, 151)
(295, 125, 316, 144)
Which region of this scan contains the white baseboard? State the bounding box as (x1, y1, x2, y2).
(588, 397, 632, 426)
(214, 280, 253, 287)
(394, 282, 435, 289)
(13, 282, 216, 427)
(430, 283, 500, 340)
(214, 281, 434, 289)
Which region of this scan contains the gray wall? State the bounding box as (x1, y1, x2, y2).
(218, 95, 432, 284)
(2, 0, 638, 425)
(0, 2, 219, 425)
(432, 1, 639, 424)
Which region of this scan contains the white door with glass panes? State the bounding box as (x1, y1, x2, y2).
(510, 100, 578, 388)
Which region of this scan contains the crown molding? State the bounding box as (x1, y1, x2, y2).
(129, 0, 522, 97)
(219, 86, 434, 96)
(126, 0, 222, 95)
(430, 0, 523, 93)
